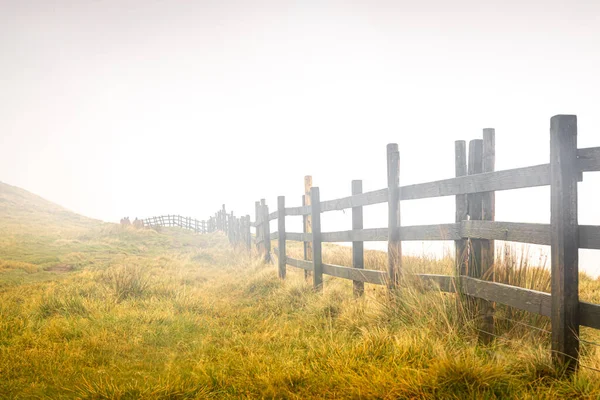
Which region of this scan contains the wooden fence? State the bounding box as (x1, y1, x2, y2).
(142, 206, 253, 248)
(219, 114, 599, 371)
(151, 114, 598, 370)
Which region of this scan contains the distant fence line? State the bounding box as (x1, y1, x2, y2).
(158, 115, 600, 371)
(142, 209, 253, 247)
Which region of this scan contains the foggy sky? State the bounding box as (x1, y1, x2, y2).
(1, 1, 599, 273)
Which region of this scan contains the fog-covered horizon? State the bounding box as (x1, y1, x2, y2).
(1, 0, 599, 274)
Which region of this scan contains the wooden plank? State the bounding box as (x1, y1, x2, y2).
(467, 139, 494, 344)
(286, 257, 314, 271)
(577, 146, 600, 172)
(415, 274, 553, 317)
(461, 276, 552, 317)
(286, 205, 311, 216)
(401, 224, 461, 241)
(304, 176, 313, 281)
(400, 163, 551, 200)
(455, 140, 468, 276)
(277, 196, 286, 279)
(461, 220, 550, 245)
(245, 215, 252, 250)
(352, 180, 364, 297)
(580, 225, 600, 250)
(269, 232, 279, 241)
(255, 201, 261, 252)
(579, 301, 600, 330)
(261, 199, 271, 263)
(286, 232, 312, 242)
(480, 129, 496, 344)
(387, 143, 401, 288)
(311, 187, 323, 290)
(550, 114, 579, 370)
(320, 188, 389, 212)
(321, 228, 388, 242)
(322, 263, 387, 285)
(268, 211, 278, 221)
(468, 139, 484, 277)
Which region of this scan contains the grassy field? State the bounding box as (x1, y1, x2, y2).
(1, 181, 600, 399)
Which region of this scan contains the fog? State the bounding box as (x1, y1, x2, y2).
(1, 0, 599, 274)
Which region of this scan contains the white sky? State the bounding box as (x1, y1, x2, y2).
(1, 0, 599, 274)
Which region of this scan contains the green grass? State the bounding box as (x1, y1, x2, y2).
(1, 181, 600, 399)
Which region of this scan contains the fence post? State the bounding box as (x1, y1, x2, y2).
(481, 129, 496, 342)
(352, 180, 364, 297)
(304, 176, 313, 280)
(550, 115, 579, 371)
(387, 144, 401, 288)
(481, 128, 496, 342)
(277, 196, 286, 279)
(261, 199, 271, 263)
(230, 212, 234, 243)
(455, 141, 468, 275)
(255, 201, 261, 253)
(245, 215, 251, 250)
(467, 140, 484, 277)
(310, 187, 323, 291)
(467, 139, 494, 343)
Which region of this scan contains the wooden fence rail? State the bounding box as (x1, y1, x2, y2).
(159, 114, 600, 371)
(233, 114, 599, 371)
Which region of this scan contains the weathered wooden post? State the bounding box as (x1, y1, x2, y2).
(303, 176, 313, 279)
(229, 211, 234, 244)
(310, 187, 323, 291)
(261, 199, 271, 263)
(467, 139, 494, 343)
(352, 180, 364, 297)
(481, 129, 496, 342)
(387, 144, 401, 288)
(255, 201, 261, 254)
(468, 139, 483, 276)
(245, 215, 252, 250)
(277, 196, 286, 279)
(455, 141, 468, 275)
(550, 115, 580, 371)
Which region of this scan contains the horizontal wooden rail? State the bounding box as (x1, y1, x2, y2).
(462, 220, 550, 245)
(417, 274, 551, 315)
(285, 256, 313, 271)
(321, 228, 388, 242)
(580, 302, 600, 330)
(322, 263, 388, 285)
(580, 225, 600, 250)
(285, 205, 311, 216)
(401, 224, 461, 241)
(401, 164, 551, 200)
(320, 188, 389, 212)
(578, 147, 600, 172)
(415, 274, 600, 329)
(262, 157, 596, 220)
(270, 232, 279, 241)
(286, 232, 312, 242)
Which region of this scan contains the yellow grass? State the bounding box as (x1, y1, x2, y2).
(1, 181, 600, 398)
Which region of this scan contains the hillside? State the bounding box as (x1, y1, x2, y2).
(0, 181, 100, 233)
(1, 183, 600, 398)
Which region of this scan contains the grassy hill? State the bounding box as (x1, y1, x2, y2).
(1, 182, 600, 399)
